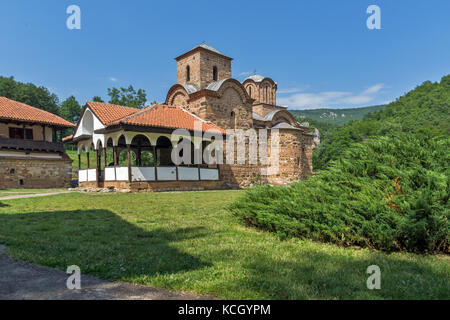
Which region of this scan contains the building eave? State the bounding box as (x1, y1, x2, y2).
(174, 46, 233, 62)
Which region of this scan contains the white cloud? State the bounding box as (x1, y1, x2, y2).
(278, 83, 386, 109)
(238, 71, 252, 77)
(109, 77, 118, 82)
(277, 86, 309, 94)
(362, 83, 385, 95)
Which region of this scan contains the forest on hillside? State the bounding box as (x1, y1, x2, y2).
(290, 105, 386, 126)
(0, 76, 148, 127)
(311, 76, 450, 169)
(232, 75, 450, 253)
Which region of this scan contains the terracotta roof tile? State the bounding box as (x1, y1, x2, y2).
(0, 97, 75, 128)
(121, 104, 225, 134)
(86, 101, 139, 125)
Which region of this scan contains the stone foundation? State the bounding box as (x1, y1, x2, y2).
(0, 156, 72, 189)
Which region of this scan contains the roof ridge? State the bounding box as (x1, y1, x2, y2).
(0, 96, 74, 127)
(178, 107, 212, 124)
(120, 104, 159, 123)
(86, 101, 138, 111)
(1, 96, 56, 117)
(85, 101, 140, 125)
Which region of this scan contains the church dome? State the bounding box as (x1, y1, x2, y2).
(244, 74, 265, 82)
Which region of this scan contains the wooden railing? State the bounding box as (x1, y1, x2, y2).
(0, 138, 65, 153)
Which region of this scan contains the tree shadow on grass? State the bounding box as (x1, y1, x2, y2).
(0, 209, 210, 281)
(234, 247, 450, 300)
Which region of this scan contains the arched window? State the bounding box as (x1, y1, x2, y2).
(265, 86, 268, 103)
(213, 66, 218, 81)
(248, 86, 252, 97)
(186, 65, 190, 82)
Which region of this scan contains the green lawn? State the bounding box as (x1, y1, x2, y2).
(0, 191, 448, 299)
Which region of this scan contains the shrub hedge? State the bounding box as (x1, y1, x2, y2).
(230, 134, 449, 253)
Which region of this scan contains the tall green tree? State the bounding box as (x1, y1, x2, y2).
(92, 96, 104, 102)
(0, 76, 60, 115)
(107, 85, 147, 109)
(60, 96, 82, 124)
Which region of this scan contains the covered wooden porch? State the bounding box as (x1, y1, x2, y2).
(75, 130, 222, 190)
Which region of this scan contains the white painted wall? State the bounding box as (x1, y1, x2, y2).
(116, 167, 129, 181)
(157, 167, 177, 181)
(178, 167, 199, 181)
(132, 167, 155, 181)
(74, 108, 105, 148)
(104, 167, 116, 181)
(79, 169, 88, 182)
(87, 169, 97, 182)
(99, 166, 218, 181)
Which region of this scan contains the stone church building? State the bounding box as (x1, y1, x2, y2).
(66, 44, 314, 191)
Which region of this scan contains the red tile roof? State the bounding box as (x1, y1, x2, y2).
(86, 101, 139, 125)
(121, 104, 225, 134)
(85, 102, 225, 134)
(0, 97, 75, 128)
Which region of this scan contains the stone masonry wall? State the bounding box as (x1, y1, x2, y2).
(219, 128, 313, 188)
(177, 50, 231, 90)
(0, 157, 72, 188)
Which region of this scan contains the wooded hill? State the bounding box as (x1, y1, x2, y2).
(290, 105, 386, 126)
(232, 75, 450, 253)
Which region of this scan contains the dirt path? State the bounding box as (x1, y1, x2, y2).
(0, 245, 210, 300)
(0, 191, 72, 201)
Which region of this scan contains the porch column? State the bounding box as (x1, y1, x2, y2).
(96, 148, 100, 182)
(42, 125, 46, 142)
(114, 147, 118, 166)
(78, 153, 81, 170)
(103, 147, 107, 168)
(113, 146, 117, 181)
(137, 148, 142, 167)
(196, 147, 201, 180)
(127, 144, 132, 183)
(152, 146, 158, 181)
(86, 151, 90, 169)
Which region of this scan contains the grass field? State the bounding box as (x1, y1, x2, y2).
(0, 191, 448, 299)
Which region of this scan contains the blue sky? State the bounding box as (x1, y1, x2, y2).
(0, 0, 449, 110)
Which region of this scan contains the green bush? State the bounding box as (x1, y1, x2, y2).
(231, 134, 449, 253)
